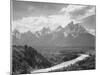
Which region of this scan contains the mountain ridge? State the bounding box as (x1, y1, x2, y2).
(12, 21, 95, 47)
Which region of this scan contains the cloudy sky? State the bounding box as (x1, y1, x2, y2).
(12, 0, 96, 35)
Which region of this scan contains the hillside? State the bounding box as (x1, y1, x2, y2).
(12, 45, 52, 74)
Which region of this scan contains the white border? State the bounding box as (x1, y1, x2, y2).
(0, 0, 99, 75)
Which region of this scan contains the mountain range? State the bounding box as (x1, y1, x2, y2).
(12, 21, 95, 47)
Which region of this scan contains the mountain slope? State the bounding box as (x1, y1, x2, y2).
(12, 45, 52, 74)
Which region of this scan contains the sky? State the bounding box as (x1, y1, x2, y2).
(12, 0, 96, 35)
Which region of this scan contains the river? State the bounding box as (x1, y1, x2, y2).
(31, 54, 89, 73)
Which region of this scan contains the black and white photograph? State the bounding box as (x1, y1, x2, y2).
(11, 0, 96, 74)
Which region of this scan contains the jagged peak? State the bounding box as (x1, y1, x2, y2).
(13, 29, 21, 39)
(13, 29, 20, 35)
(41, 27, 51, 34)
(64, 21, 87, 33)
(68, 21, 74, 25)
(35, 31, 42, 38)
(56, 25, 63, 31)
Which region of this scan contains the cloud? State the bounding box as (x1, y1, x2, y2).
(61, 5, 86, 13)
(60, 5, 96, 35)
(60, 5, 95, 21)
(12, 16, 49, 33)
(48, 15, 71, 27)
(60, 5, 88, 23)
(12, 5, 96, 34)
(12, 15, 70, 33)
